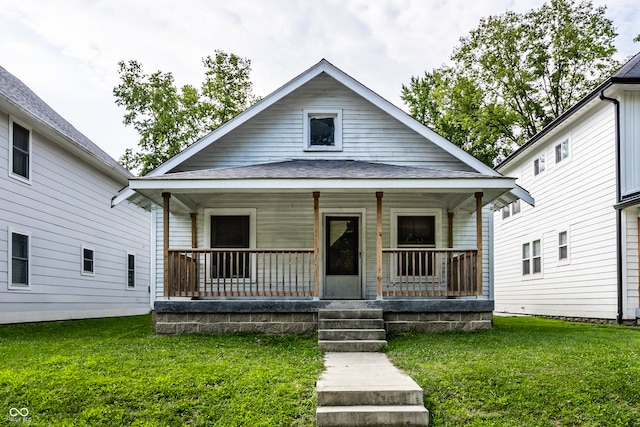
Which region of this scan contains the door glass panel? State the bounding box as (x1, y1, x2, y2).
(326, 217, 358, 275)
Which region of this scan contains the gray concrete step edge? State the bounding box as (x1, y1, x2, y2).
(318, 329, 386, 341)
(317, 387, 424, 406)
(318, 319, 385, 329)
(318, 309, 384, 320)
(316, 405, 429, 427)
(318, 340, 388, 352)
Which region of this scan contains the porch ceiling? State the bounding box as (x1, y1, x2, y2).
(124, 160, 528, 213)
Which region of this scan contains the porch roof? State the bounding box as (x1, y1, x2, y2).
(125, 160, 528, 213)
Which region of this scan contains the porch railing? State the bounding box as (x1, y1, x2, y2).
(168, 248, 315, 297)
(382, 248, 478, 297)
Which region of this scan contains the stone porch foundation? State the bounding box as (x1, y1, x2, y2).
(153, 299, 493, 335)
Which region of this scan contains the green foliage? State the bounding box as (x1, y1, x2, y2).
(0, 316, 322, 426)
(387, 316, 640, 426)
(402, 0, 618, 165)
(115, 51, 259, 175)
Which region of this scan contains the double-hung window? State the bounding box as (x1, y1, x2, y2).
(210, 215, 250, 278)
(533, 154, 545, 176)
(10, 230, 30, 289)
(10, 119, 31, 182)
(522, 239, 541, 276)
(127, 253, 135, 288)
(558, 231, 568, 261)
(555, 139, 569, 163)
(82, 246, 95, 276)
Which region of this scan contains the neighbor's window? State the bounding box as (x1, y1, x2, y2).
(127, 253, 135, 288)
(522, 239, 542, 276)
(10, 120, 31, 181)
(501, 205, 510, 219)
(533, 154, 545, 176)
(558, 231, 568, 261)
(10, 231, 30, 288)
(397, 215, 436, 276)
(82, 246, 95, 275)
(555, 139, 569, 163)
(502, 200, 521, 220)
(303, 109, 342, 151)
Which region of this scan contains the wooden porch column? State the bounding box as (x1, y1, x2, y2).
(376, 192, 383, 299)
(190, 213, 198, 248)
(313, 192, 320, 299)
(447, 212, 454, 248)
(162, 192, 171, 297)
(475, 192, 483, 296)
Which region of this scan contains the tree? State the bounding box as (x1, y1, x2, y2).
(402, 0, 618, 165)
(114, 50, 258, 175)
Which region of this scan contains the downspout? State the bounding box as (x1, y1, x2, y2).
(599, 89, 623, 324)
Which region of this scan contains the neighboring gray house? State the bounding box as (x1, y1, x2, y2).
(114, 59, 532, 334)
(494, 52, 640, 324)
(0, 66, 151, 324)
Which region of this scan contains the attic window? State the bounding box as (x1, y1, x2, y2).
(303, 109, 342, 151)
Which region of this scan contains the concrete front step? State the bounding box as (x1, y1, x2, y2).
(316, 405, 429, 426)
(318, 328, 386, 341)
(318, 308, 384, 320)
(318, 340, 387, 352)
(319, 318, 385, 330)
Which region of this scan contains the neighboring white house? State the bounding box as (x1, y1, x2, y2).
(494, 52, 640, 324)
(114, 59, 533, 334)
(0, 66, 151, 324)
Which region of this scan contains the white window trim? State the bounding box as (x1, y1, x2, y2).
(203, 208, 257, 280)
(127, 251, 136, 289)
(8, 227, 31, 290)
(533, 153, 546, 177)
(303, 108, 343, 151)
(554, 137, 571, 165)
(8, 116, 33, 185)
(81, 245, 95, 277)
(557, 228, 571, 265)
(522, 237, 543, 279)
(390, 208, 443, 281)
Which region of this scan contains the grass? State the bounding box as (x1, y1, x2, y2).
(1, 315, 639, 426)
(387, 316, 640, 427)
(0, 315, 323, 426)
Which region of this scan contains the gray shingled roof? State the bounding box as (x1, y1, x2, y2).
(612, 51, 640, 82)
(0, 65, 132, 178)
(149, 160, 497, 180)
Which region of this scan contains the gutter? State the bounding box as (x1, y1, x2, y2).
(599, 89, 623, 325)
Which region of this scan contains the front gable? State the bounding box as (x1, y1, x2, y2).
(174, 72, 475, 173)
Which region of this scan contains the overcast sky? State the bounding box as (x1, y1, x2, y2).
(2, 0, 639, 163)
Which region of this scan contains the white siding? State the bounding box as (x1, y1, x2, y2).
(494, 102, 620, 319)
(174, 74, 475, 173)
(154, 192, 490, 301)
(623, 207, 639, 319)
(0, 112, 151, 324)
(620, 90, 640, 196)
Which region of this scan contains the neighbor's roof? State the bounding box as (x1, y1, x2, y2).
(0, 65, 132, 182)
(497, 51, 640, 171)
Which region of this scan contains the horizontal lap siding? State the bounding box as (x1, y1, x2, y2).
(623, 208, 639, 319)
(174, 74, 474, 172)
(0, 114, 151, 323)
(154, 193, 490, 301)
(494, 103, 618, 319)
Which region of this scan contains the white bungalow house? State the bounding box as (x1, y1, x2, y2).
(113, 59, 533, 334)
(493, 52, 640, 324)
(0, 66, 151, 324)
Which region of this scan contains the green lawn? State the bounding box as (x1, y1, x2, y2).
(0, 315, 323, 426)
(1, 315, 639, 426)
(387, 316, 640, 427)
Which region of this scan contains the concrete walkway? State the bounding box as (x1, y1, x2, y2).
(316, 352, 429, 426)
